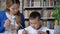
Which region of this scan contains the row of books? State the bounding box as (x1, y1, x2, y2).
(24, 10, 53, 19)
(25, 20, 59, 29)
(24, 20, 56, 29)
(55, 20, 59, 26)
(23, 9, 55, 29)
(23, 0, 59, 29)
(24, 19, 59, 29)
(25, 21, 29, 27)
(42, 20, 55, 29)
(24, 0, 54, 8)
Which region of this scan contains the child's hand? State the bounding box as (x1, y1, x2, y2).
(37, 30, 47, 34)
(22, 29, 28, 34)
(11, 29, 17, 34)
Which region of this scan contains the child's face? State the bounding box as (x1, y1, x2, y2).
(29, 17, 42, 30)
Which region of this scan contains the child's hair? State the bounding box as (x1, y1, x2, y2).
(29, 11, 41, 20)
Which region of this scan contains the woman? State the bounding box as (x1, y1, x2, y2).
(0, 0, 25, 33)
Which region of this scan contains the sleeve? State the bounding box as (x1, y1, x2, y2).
(49, 29, 54, 34)
(18, 29, 24, 34)
(42, 27, 54, 34)
(0, 20, 5, 33)
(20, 14, 25, 29)
(0, 14, 5, 33)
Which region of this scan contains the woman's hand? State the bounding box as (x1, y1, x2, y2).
(11, 29, 17, 34)
(4, 19, 11, 27)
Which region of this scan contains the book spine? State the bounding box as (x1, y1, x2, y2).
(47, 21, 50, 28)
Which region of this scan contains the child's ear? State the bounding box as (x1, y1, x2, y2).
(39, 20, 43, 25)
(40, 20, 42, 22)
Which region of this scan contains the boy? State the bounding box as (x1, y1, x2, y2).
(18, 12, 54, 34)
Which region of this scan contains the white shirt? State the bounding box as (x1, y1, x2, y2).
(18, 26, 54, 34)
(6, 12, 18, 29)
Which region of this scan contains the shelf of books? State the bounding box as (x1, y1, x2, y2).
(23, 0, 59, 29)
(24, 0, 54, 7)
(0, 0, 6, 10)
(23, 10, 56, 29)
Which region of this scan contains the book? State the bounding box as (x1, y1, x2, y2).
(24, 10, 33, 18)
(55, 20, 59, 26)
(24, 10, 28, 18)
(33, 0, 40, 7)
(50, 21, 55, 29)
(43, 21, 47, 27)
(43, 21, 54, 29)
(43, 10, 48, 17)
(29, 0, 32, 7)
(47, 21, 51, 28)
(46, 0, 49, 6)
(48, 10, 51, 17)
(49, 0, 54, 6)
(40, 0, 43, 6)
(42, 10, 53, 18)
(27, 10, 33, 18)
(51, 10, 53, 17)
(24, 0, 29, 7)
(43, 0, 47, 6)
(25, 21, 29, 27)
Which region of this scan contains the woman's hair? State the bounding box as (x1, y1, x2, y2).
(6, 0, 20, 8)
(6, 0, 21, 30)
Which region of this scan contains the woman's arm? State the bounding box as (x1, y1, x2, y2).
(0, 17, 5, 33)
(20, 14, 25, 29)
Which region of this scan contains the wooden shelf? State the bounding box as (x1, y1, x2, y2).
(41, 17, 55, 21)
(25, 17, 55, 21)
(24, 6, 54, 10)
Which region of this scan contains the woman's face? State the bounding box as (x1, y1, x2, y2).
(9, 4, 20, 15)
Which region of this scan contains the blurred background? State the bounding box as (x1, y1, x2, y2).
(0, 0, 60, 34)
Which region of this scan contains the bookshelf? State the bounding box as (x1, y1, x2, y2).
(22, 0, 56, 29)
(0, 0, 59, 29)
(0, 0, 6, 10)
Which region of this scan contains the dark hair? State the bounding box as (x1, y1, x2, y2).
(12, 0, 20, 4)
(29, 12, 41, 20)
